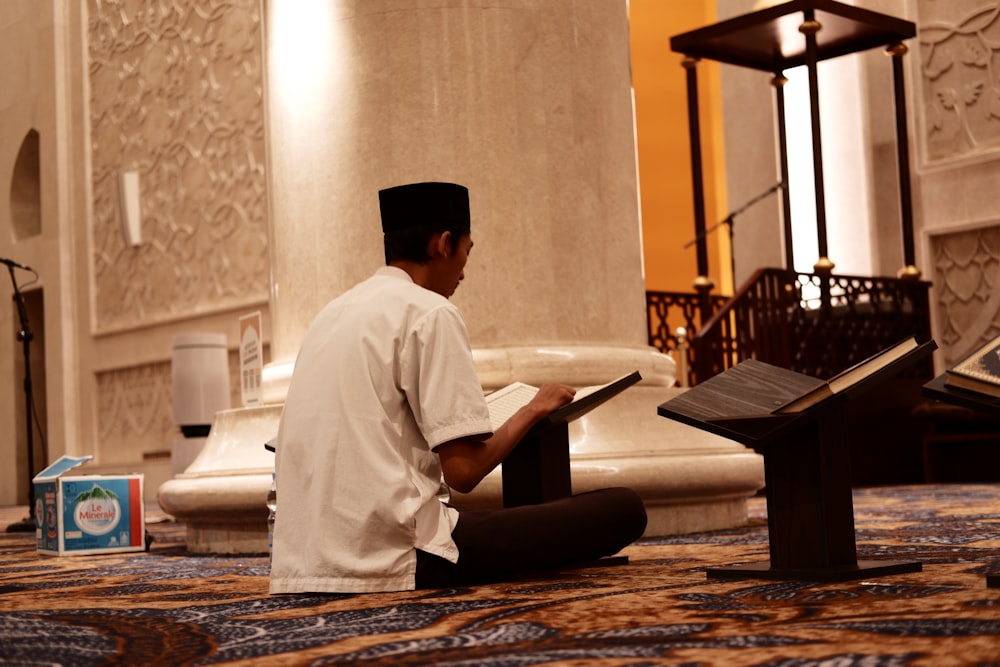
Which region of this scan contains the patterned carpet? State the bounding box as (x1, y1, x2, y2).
(1, 485, 999, 666)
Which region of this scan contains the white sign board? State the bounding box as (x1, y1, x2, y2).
(239, 311, 263, 407)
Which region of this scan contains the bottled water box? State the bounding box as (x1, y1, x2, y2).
(33, 455, 145, 556)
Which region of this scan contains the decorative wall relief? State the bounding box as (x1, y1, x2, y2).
(918, 2, 1000, 165)
(929, 222, 1000, 363)
(96, 362, 175, 458)
(95, 350, 247, 459)
(88, 0, 268, 332)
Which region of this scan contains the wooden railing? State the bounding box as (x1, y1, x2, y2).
(647, 268, 933, 386)
(646, 289, 729, 363)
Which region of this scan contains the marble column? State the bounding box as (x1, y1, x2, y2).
(264, 0, 660, 384)
(159, 0, 763, 553)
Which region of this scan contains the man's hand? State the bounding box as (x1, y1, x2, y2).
(437, 381, 577, 494)
(525, 383, 577, 420)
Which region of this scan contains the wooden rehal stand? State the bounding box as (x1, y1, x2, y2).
(500, 372, 642, 569)
(658, 341, 935, 581)
(502, 420, 571, 508)
(922, 373, 1000, 588)
(499, 371, 641, 509)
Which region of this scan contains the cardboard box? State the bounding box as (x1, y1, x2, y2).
(33, 455, 145, 556)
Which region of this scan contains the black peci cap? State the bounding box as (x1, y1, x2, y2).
(378, 182, 470, 234)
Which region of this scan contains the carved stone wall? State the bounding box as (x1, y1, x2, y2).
(914, 1, 1000, 367)
(96, 362, 175, 460)
(928, 224, 1000, 363)
(86, 0, 269, 465)
(88, 0, 268, 333)
(94, 350, 247, 461)
(917, 2, 1000, 166)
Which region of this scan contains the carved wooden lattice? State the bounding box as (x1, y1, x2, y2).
(646, 290, 729, 387)
(647, 269, 933, 385)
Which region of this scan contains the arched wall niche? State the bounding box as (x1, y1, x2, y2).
(10, 128, 41, 240)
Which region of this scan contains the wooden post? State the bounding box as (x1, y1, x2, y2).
(772, 71, 795, 272)
(887, 42, 920, 281)
(502, 422, 571, 507)
(682, 55, 716, 325)
(800, 12, 833, 274)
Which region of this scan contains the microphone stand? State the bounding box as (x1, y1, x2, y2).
(6, 264, 36, 532)
(684, 182, 784, 285)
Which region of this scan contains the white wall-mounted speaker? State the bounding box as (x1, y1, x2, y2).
(117, 170, 142, 246)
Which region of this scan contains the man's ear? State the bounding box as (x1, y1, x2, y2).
(428, 231, 452, 259)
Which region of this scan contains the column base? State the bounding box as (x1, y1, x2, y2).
(158, 385, 763, 552)
(157, 404, 279, 554)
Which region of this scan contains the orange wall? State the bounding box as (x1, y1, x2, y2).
(630, 1, 729, 294)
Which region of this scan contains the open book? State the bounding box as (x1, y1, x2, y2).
(659, 337, 935, 443)
(485, 371, 642, 432)
(660, 337, 924, 421)
(775, 336, 919, 413)
(945, 334, 1000, 398)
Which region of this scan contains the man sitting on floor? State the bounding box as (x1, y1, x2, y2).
(269, 181, 647, 593)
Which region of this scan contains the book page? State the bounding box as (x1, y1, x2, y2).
(572, 384, 603, 401)
(485, 382, 538, 431)
(484, 372, 640, 431)
(827, 336, 917, 394)
(950, 336, 1000, 385)
(775, 336, 920, 413)
(546, 371, 642, 424)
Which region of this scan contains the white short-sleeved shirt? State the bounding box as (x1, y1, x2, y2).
(269, 266, 492, 594)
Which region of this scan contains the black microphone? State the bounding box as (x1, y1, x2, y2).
(1, 257, 32, 271)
